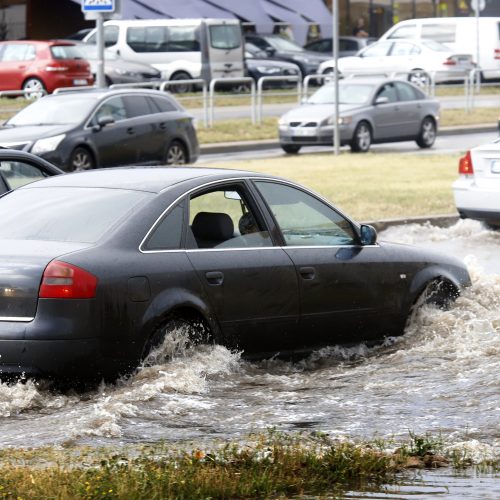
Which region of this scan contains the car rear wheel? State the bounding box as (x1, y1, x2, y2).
(281, 144, 301, 154)
(350, 121, 371, 153)
(170, 71, 192, 94)
(165, 140, 188, 165)
(408, 69, 430, 88)
(22, 77, 46, 99)
(416, 117, 436, 148)
(141, 316, 210, 366)
(69, 147, 95, 171)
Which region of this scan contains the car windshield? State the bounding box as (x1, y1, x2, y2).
(268, 36, 304, 52)
(6, 95, 97, 126)
(307, 83, 375, 105)
(421, 39, 451, 52)
(0, 187, 153, 243)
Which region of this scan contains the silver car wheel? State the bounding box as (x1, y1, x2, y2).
(22, 78, 45, 99)
(416, 117, 436, 148)
(408, 70, 430, 88)
(166, 142, 187, 165)
(351, 122, 371, 153)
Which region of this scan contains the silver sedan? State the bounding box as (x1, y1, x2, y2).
(278, 78, 440, 154)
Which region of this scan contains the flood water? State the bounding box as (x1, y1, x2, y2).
(0, 220, 498, 494)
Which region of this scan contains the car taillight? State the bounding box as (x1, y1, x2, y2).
(458, 150, 474, 175)
(39, 260, 97, 299)
(443, 57, 456, 66)
(495, 49, 500, 60)
(45, 64, 69, 72)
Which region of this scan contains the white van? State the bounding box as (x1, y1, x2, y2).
(84, 19, 245, 90)
(379, 17, 500, 80)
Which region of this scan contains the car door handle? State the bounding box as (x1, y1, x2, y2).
(127, 127, 135, 135)
(159, 122, 167, 129)
(299, 267, 316, 280)
(205, 271, 224, 286)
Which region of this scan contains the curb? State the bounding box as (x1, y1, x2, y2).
(200, 124, 498, 155)
(364, 214, 459, 232)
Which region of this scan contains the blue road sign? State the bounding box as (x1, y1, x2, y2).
(81, 0, 115, 12)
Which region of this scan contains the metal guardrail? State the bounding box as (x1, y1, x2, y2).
(160, 79, 208, 128)
(208, 77, 256, 127)
(256, 75, 301, 124)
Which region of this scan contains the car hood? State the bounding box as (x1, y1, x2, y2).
(0, 240, 92, 319)
(279, 50, 331, 64)
(0, 124, 73, 145)
(280, 103, 363, 122)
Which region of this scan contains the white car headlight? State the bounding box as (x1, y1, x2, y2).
(278, 117, 287, 126)
(31, 134, 66, 155)
(321, 116, 352, 126)
(256, 66, 281, 74)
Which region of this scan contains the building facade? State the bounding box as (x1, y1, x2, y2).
(0, 0, 498, 41)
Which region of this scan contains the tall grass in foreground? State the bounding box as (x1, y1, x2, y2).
(0, 431, 496, 499)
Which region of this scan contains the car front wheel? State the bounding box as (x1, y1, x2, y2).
(69, 147, 95, 171)
(416, 117, 436, 148)
(170, 71, 192, 94)
(350, 121, 371, 153)
(281, 144, 301, 154)
(165, 140, 188, 165)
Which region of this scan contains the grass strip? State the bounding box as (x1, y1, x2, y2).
(0, 431, 496, 499)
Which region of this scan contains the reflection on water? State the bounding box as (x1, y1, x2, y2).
(0, 221, 498, 495)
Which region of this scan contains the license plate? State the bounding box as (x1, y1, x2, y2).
(73, 79, 87, 86)
(491, 160, 500, 173)
(293, 128, 317, 137)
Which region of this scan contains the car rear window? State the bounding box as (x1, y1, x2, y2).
(50, 45, 84, 59)
(0, 187, 152, 243)
(209, 24, 241, 50)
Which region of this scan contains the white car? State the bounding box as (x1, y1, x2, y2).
(318, 39, 474, 87)
(453, 140, 500, 228)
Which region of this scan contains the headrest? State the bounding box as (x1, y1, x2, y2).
(192, 212, 234, 241)
(238, 212, 257, 234)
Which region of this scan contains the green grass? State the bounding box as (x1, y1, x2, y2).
(199, 152, 459, 221)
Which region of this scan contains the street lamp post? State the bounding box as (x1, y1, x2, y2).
(332, 0, 340, 155)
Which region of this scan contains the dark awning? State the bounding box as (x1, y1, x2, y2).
(128, 0, 237, 19)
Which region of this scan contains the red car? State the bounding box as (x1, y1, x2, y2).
(0, 40, 93, 95)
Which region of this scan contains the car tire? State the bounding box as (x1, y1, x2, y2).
(350, 121, 371, 153)
(165, 140, 188, 165)
(141, 316, 210, 366)
(170, 71, 192, 94)
(22, 77, 46, 99)
(408, 69, 430, 88)
(416, 117, 436, 148)
(69, 147, 95, 171)
(281, 144, 301, 154)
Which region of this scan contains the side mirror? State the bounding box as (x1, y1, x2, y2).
(360, 224, 377, 245)
(375, 96, 389, 105)
(265, 47, 276, 57)
(93, 115, 115, 131)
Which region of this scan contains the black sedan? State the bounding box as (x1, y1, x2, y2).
(0, 167, 470, 380)
(0, 148, 63, 194)
(244, 34, 330, 77)
(0, 89, 199, 171)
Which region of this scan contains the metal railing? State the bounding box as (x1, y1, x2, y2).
(208, 77, 256, 127)
(256, 75, 301, 124)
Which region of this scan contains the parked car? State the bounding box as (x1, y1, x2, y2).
(304, 36, 376, 57)
(0, 148, 62, 194)
(245, 43, 301, 86)
(244, 34, 331, 77)
(0, 88, 199, 171)
(0, 167, 470, 379)
(0, 40, 93, 96)
(318, 39, 474, 87)
(378, 17, 500, 81)
(70, 43, 161, 86)
(453, 140, 500, 228)
(278, 78, 440, 154)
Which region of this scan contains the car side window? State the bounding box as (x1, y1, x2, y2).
(94, 96, 127, 123)
(123, 95, 152, 118)
(188, 185, 272, 249)
(375, 83, 398, 103)
(148, 95, 177, 113)
(144, 201, 184, 251)
(1, 44, 35, 62)
(127, 27, 169, 53)
(395, 82, 418, 101)
(391, 42, 420, 56)
(255, 181, 357, 247)
(86, 26, 119, 47)
(387, 24, 417, 39)
(0, 161, 50, 190)
(360, 41, 392, 57)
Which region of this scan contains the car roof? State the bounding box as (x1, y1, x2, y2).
(40, 87, 176, 101)
(20, 167, 280, 193)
